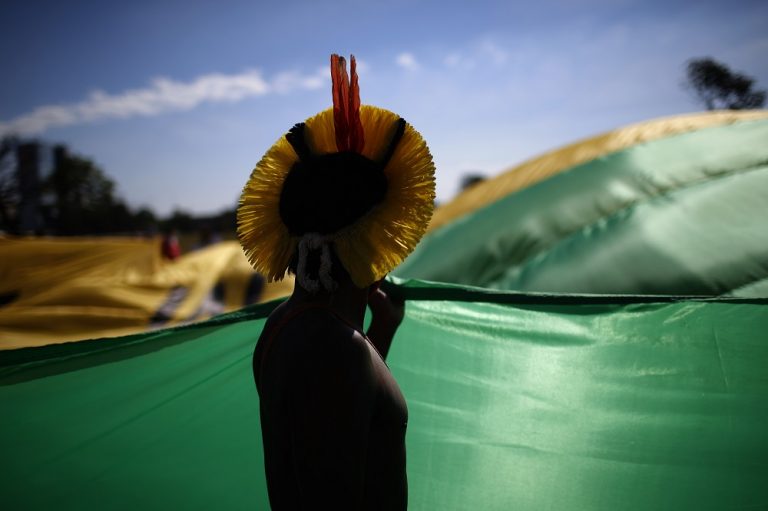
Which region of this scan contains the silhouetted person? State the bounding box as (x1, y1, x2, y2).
(237, 54, 435, 509)
(253, 253, 407, 509)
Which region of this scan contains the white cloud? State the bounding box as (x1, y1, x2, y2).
(395, 52, 420, 71)
(271, 68, 326, 94)
(354, 59, 371, 74)
(479, 40, 508, 65)
(443, 53, 461, 68)
(442, 40, 507, 71)
(0, 67, 328, 136)
(443, 52, 476, 70)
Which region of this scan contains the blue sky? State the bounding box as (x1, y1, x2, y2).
(2, 0, 766, 216)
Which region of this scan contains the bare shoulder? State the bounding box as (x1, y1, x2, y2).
(256, 302, 377, 397)
(262, 308, 374, 393)
(288, 309, 369, 360)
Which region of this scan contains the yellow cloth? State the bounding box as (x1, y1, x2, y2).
(0, 237, 291, 349)
(429, 110, 768, 232)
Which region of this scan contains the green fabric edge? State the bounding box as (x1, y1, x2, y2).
(3, 277, 766, 373)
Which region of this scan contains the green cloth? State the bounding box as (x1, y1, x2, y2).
(396, 119, 768, 295)
(2, 279, 767, 510)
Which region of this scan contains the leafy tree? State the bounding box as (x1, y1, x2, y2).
(1, 138, 237, 237)
(46, 145, 125, 234)
(163, 209, 196, 232)
(684, 58, 766, 111)
(133, 207, 158, 232)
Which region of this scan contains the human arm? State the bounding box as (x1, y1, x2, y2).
(366, 281, 405, 360)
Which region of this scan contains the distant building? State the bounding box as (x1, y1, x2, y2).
(16, 143, 44, 234)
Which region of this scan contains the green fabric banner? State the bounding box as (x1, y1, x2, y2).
(396, 119, 768, 296)
(2, 280, 767, 510)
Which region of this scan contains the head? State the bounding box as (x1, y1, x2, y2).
(236, 54, 435, 291)
(278, 123, 391, 294)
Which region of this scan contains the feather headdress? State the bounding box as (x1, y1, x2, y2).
(237, 54, 435, 290)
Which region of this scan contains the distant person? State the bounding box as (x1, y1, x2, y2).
(244, 273, 265, 305)
(237, 54, 436, 509)
(160, 229, 181, 260)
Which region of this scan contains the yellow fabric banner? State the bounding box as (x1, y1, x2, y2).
(0, 237, 292, 349)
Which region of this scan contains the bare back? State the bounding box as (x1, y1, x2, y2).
(254, 302, 408, 510)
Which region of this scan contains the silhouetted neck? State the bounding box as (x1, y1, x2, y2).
(289, 277, 368, 332)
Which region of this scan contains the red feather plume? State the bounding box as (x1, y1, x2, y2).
(331, 54, 365, 153)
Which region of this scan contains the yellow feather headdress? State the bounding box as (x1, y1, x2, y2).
(237, 55, 435, 289)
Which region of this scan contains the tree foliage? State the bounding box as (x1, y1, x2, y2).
(47, 145, 129, 235)
(684, 57, 766, 111)
(0, 138, 158, 235)
(0, 137, 237, 237)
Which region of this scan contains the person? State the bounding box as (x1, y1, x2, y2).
(160, 228, 181, 260)
(253, 256, 408, 509)
(237, 54, 436, 509)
